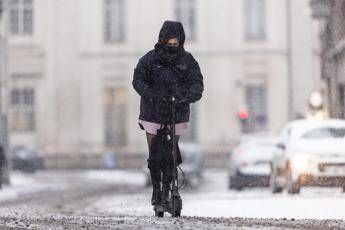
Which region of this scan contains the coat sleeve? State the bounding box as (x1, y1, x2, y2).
(132, 55, 154, 100)
(185, 55, 204, 103)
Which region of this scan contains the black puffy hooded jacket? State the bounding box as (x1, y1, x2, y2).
(132, 21, 204, 124)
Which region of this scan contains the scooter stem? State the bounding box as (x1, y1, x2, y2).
(171, 96, 178, 190)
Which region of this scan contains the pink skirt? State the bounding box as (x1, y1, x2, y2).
(138, 119, 188, 135)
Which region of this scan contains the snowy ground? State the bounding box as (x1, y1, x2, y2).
(0, 169, 344, 229)
(0, 171, 67, 201)
(85, 170, 345, 220)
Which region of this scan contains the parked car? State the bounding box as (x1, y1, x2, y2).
(228, 133, 277, 190)
(144, 142, 204, 188)
(11, 146, 45, 173)
(270, 119, 345, 194)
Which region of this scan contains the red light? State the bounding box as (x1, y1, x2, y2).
(234, 147, 241, 155)
(238, 109, 249, 120)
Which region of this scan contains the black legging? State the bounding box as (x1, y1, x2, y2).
(146, 132, 180, 154)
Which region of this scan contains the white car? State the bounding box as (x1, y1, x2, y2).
(228, 133, 277, 190)
(270, 119, 345, 194)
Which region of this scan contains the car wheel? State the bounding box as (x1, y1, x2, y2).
(228, 176, 243, 190)
(270, 165, 283, 194)
(287, 181, 300, 194)
(286, 168, 300, 194)
(270, 175, 283, 193)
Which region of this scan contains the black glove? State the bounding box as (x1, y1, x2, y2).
(157, 94, 171, 116)
(175, 97, 188, 108)
(144, 90, 163, 103)
(174, 91, 189, 108)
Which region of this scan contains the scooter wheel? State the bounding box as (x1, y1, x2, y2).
(172, 209, 181, 217)
(172, 198, 182, 217)
(155, 211, 164, 217)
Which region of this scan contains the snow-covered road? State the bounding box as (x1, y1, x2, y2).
(0, 169, 344, 229)
(84, 170, 345, 220)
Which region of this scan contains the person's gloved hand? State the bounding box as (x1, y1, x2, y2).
(144, 90, 169, 105)
(157, 94, 171, 116)
(175, 97, 188, 108)
(143, 90, 157, 103)
(174, 91, 189, 108)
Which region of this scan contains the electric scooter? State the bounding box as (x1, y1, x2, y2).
(153, 96, 183, 217)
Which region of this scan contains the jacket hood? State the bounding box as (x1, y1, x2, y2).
(158, 21, 185, 47)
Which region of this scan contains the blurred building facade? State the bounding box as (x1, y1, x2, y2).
(311, 0, 345, 119)
(2, 0, 320, 157)
(333, 1, 345, 118)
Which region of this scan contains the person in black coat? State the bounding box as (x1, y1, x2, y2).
(132, 21, 204, 205)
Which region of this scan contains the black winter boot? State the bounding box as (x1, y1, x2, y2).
(161, 167, 173, 204)
(150, 171, 162, 205)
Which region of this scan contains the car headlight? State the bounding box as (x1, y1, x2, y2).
(289, 153, 315, 173)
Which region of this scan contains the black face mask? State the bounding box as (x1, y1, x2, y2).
(164, 45, 180, 54)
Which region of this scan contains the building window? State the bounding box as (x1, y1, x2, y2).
(244, 84, 267, 132)
(103, 87, 126, 147)
(175, 0, 196, 42)
(244, 0, 266, 40)
(10, 88, 35, 132)
(9, 0, 33, 35)
(104, 0, 125, 43)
